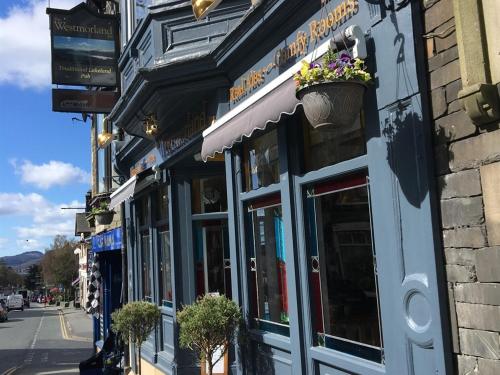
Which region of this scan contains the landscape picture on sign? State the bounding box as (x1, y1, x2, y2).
(53, 35, 115, 65)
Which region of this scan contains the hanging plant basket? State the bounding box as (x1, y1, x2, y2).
(296, 81, 367, 129)
(94, 211, 114, 226)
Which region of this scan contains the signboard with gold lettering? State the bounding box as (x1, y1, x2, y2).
(47, 3, 118, 87)
(229, 0, 359, 105)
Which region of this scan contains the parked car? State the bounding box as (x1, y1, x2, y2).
(0, 299, 8, 321)
(7, 294, 24, 311)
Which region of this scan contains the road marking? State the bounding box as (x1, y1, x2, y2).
(36, 370, 79, 375)
(31, 314, 44, 349)
(58, 310, 92, 342)
(1, 366, 19, 375)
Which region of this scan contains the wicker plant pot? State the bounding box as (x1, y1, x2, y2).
(296, 81, 366, 129)
(95, 211, 114, 226)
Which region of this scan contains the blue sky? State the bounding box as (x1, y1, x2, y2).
(0, 0, 90, 256)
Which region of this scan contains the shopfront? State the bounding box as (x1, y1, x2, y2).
(91, 227, 123, 348)
(200, 1, 452, 374)
(109, 0, 453, 374)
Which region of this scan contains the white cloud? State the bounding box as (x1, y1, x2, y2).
(11, 159, 90, 189)
(16, 239, 41, 251)
(0, 192, 84, 239)
(0, 0, 81, 89)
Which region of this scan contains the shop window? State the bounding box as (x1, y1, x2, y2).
(247, 194, 289, 336)
(304, 172, 382, 362)
(141, 232, 152, 301)
(95, 114, 111, 193)
(243, 128, 280, 191)
(193, 220, 231, 298)
(155, 185, 172, 306)
(301, 110, 366, 173)
(192, 176, 227, 214)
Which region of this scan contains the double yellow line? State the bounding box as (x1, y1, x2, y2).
(2, 366, 20, 375)
(58, 310, 91, 342)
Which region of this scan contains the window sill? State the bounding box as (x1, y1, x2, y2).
(249, 329, 291, 352)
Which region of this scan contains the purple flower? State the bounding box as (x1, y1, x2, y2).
(339, 52, 352, 62)
(310, 62, 322, 69)
(328, 62, 337, 70)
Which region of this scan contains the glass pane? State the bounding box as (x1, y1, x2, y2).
(247, 198, 289, 328)
(192, 176, 227, 214)
(243, 129, 279, 191)
(156, 185, 169, 222)
(138, 197, 149, 227)
(97, 148, 106, 193)
(135, 0, 152, 26)
(302, 109, 366, 173)
(193, 221, 231, 298)
(141, 233, 151, 299)
(305, 174, 382, 361)
(159, 229, 172, 302)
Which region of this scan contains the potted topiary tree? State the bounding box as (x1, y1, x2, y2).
(294, 48, 372, 129)
(177, 294, 242, 375)
(111, 301, 161, 375)
(92, 201, 114, 226)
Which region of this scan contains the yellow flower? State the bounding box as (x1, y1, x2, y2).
(300, 60, 309, 76)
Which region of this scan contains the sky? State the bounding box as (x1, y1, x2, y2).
(0, 0, 90, 257)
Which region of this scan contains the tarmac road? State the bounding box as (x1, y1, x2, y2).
(0, 303, 93, 375)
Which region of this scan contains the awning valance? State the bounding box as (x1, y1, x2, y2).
(109, 175, 137, 210)
(201, 78, 301, 161)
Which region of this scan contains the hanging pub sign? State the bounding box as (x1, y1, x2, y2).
(52, 89, 119, 113)
(47, 3, 119, 87)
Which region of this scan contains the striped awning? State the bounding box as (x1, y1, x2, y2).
(109, 175, 137, 210)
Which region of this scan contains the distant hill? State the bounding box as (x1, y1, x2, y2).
(0, 251, 43, 273)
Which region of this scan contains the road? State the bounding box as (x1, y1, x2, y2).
(0, 303, 93, 375)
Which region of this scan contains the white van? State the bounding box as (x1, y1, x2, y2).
(7, 294, 24, 311)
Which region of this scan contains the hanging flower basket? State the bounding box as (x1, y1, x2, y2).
(294, 49, 371, 129)
(296, 81, 367, 128)
(94, 211, 114, 226)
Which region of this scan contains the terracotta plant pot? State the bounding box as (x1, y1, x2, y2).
(296, 81, 366, 128)
(94, 211, 114, 226)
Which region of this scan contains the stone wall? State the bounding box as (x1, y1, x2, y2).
(423, 0, 500, 373)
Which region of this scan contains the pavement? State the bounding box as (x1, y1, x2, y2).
(0, 303, 94, 375)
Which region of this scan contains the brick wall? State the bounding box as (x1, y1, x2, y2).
(424, 0, 500, 373)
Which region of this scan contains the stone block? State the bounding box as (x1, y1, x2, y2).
(443, 227, 487, 248)
(449, 130, 500, 172)
(478, 358, 500, 375)
(440, 197, 484, 228)
(438, 169, 481, 199)
(459, 328, 500, 359)
(447, 99, 463, 114)
(446, 265, 477, 282)
(446, 79, 462, 103)
(431, 87, 447, 119)
(456, 303, 500, 331)
(425, 0, 453, 32)
(476, 247, 500, 282)
(428, 45, 459, 72)
(457, 355, 477, 375)
(444, 248, 476, 265)
(480, 163, 500, 246)
(434, 20, 457, 53)
(435, 111, 476, 143)
(454, 283, 500, 305)
(430, 59, 461, 90)
(448, 283, 460, 353)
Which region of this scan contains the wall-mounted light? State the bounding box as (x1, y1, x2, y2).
(192, 0, 222, 20)
(144, 114, 158, 136)
(97, 117, 113, 148)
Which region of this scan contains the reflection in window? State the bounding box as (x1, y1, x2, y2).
(192, 177, 227, 214)
(96, 113, 109, 193)
(159, 228, 172, 304)
(141, 233, 151, 301)
(193, 221, 231, 298)
(302, 109, 365, 173)
(305, 173, 382, 362)
(243, 129, 279, 191)
(247, 195, 289, 335)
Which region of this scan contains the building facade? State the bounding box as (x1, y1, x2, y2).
(104, 0, 500, 374)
